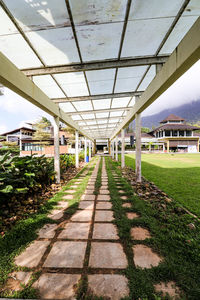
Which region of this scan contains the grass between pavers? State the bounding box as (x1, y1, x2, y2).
(105, 157, 200, 300)
(0, 157, 98, 298)
(123, 153, 200, 217)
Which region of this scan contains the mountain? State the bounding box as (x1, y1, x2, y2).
(140, 99, 200, 129)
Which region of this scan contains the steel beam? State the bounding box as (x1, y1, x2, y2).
(110, 17, 200, 140)
(0, 51, 93, 141)
(22, 56, 169, 76)
(52, 91, 143, 103)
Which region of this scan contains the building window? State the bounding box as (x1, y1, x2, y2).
(179, 130, 184, 137)
(172, 130, 178, 137)
(165, 130, 170, 137)
(186, 131, 192, 136)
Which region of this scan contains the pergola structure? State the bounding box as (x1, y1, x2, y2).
(0, 0, 200, 183)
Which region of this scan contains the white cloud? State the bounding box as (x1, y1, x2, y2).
(142, 59, 200, 117)
(0, 124, 7, 134)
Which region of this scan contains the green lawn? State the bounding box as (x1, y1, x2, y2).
(124, 153, 200, 217)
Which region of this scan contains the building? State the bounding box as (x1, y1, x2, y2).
(1, 126, 72, 156)
(149, 114, 200, 152)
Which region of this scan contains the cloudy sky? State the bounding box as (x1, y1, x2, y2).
(0, 59, 200, 134)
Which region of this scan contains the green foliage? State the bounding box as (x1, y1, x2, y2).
(0, 147, 20, 155)
(60, 154, 75, 173)
(0, 153, 55, 206)
(33, 118, 51, 145)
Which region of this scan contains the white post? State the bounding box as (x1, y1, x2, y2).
(53, 116, 60, 183)
(89, 140, 91, 161)
(19, 129, 22, 156)
(84, 137, 87, 162)
(112, 141, 115, 159)
(135, 96, 141, 182)
(121, 129, 125, 168)
(75, 130, 79, 168)
(115, 136, 118, 161)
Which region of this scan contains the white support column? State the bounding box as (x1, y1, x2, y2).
(53, 116, 60, 184)
(112, 141, 115, 159)
(121, 129, 125, 168)
(115, 136, 118, 161)
(75, 130, 79, 168)
(89, 140, 91, 161)
(135, 96, 141, 182)
(19, 129, 22, 156)
(84, 137, 87, 163)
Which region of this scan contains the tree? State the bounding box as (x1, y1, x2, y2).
(33, 118, 51, 145)
(61, 126, 75, 146)
(141, 127, 150, 133)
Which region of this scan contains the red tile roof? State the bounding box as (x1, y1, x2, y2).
(160, 114, 185, 123)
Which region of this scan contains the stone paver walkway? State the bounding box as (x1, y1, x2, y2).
(11, 157, 181, 299)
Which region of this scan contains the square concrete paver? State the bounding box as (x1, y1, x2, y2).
(122, 203, 131, 208)
(71, 210, 93, 222)
(65, 189, 76, 194)
(99, 189, 110, 195)
(15, 241, 50, 268)
(101, 182, 108, 186)
(43, 241, 87, 268)
(97, 195, 110, 201)
(133, 244, 162, 269)
(93, 224, 118, 240)
(37, 224, 58, 238)
(121, 195, 128, 200)
(96, 202, 112, 210)
(131, 227, 151, 240)
(78, 201, 94, 210)
(154, 281, 181, 298)
(87, 185, 95, 190)
(88, 274, 129, 300)
(48, 210, 64, 220)
(63, 194, 74, 200)
(95, 210, 114, 222)
(33, 273, 81, 299)
(57, 201, 69, 209)
(126, 212, 139, 220)
(81, 194, 96, 201)
(85, 190, 95, 195)
(89, 242, 127, 268)
(7, 271, 32, 291)
(118, 190, 126, 194)
(70, 185, 78, 189)
(58, 223, 90, 239)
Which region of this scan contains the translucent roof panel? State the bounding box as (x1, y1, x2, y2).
(86, 69, 115, 95)
(26, 27, 80, 66)
(93, 99, 111, 110)
(33, 75, 65, 98)
(109, 118, 120, 123)
(73, 101, 93, 111)
(110, 111, 124, 117)
(183, 0, 200, 16)
(71, 115, 82, 121)
(97, 120, 108, 124)
(111, 97, 131, 108)
(138, 66, 156, 90)
(121, 18, 174, 57)
(0, 34, 42, 69)
(69, 0, 127, 24)
(128, 0, 184, 20)
(96, 112, 109, 118)
(82, 114, 95, 119)
(54, 72, 89, 97)
(159, 16, 199, 55)
(59, 102, 76, 113)
(128, 97, 135, 107)
(4, 0, 70, 31)
(76, 23, 123, 61)
(0, 6, 18, 35)
(86, 121, 97, 125)
(115, 66, 147, 93)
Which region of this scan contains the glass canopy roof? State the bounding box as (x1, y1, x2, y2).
(0, 0, 199, 139)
